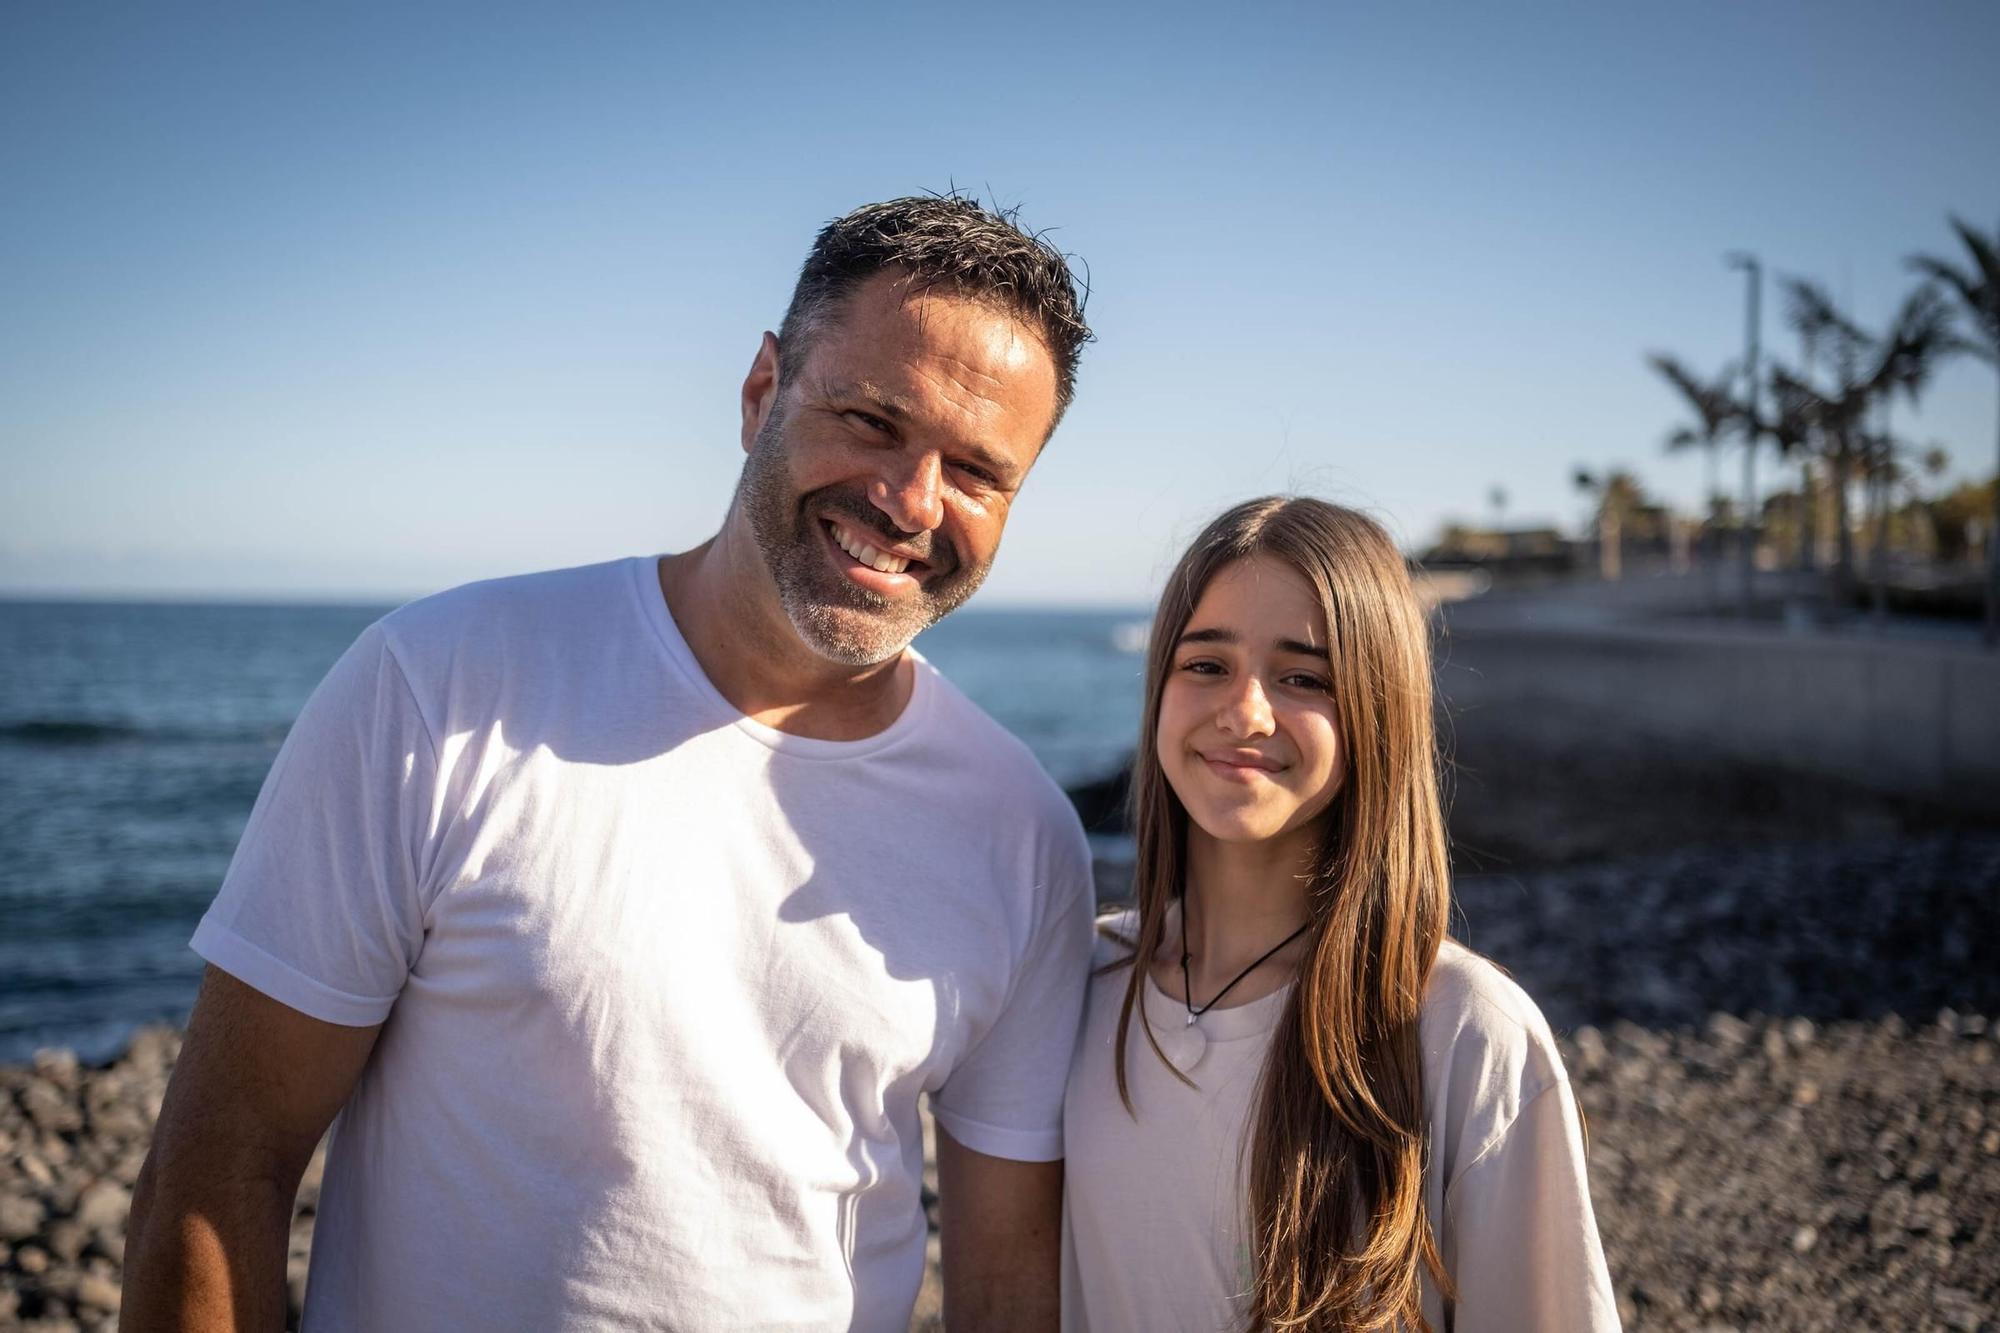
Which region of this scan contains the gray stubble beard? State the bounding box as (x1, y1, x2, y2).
(735, 408, 989, 667)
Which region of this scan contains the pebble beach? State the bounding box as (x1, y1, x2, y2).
(4, 836, 1995, 1330)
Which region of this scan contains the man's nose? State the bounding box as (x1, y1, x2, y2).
(870, 450, 945, 534)
(1218, 675, 1275, 738)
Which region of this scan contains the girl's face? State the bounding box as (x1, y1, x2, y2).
(1156, 556, 1346, 848)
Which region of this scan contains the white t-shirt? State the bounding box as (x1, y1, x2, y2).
(1062, 920, 1619, 1332)
(192, 556, 1095, 1332)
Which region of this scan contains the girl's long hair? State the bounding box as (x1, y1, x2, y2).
(1111, 496, 1454, 1332)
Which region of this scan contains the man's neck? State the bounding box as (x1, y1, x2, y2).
(656, 526, 913, 742)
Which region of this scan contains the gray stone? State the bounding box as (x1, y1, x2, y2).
(46, 1219, 88, 1263)
(20, 1080, 83, 1135)
(73, 1181, 129, 1234)
(30, 1049, 79, 1091)
(0, 1191, 46, 1241)
(73, 1270, 120, 1313)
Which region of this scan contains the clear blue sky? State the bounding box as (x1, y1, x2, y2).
(5, 1, 1997, 604)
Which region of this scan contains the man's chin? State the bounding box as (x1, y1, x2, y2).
(780, 598, 928, 667)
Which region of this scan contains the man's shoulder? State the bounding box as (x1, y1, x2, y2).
(376, 557, 646, 669)
(915, 660, 1085, 835)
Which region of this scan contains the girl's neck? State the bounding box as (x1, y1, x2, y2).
(1178, 825, 1317, 978)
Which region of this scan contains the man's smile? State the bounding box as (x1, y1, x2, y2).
(820, 516, 931, 594)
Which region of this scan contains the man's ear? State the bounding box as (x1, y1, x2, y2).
(741, 331, 782, 454)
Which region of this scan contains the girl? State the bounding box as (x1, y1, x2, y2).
(1062, 497, 1618, 1332)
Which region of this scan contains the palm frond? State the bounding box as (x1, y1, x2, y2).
(1947, 215, 2000, 290)
(1646, 351, 1740, 440)
(1909, 216, 2000, 348)
(1780, 277, 1873, 355)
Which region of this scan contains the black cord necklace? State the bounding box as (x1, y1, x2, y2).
(1179, 911, 1312, 1027)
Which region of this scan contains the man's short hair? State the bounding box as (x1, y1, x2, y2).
(777, 194, 1093, 424)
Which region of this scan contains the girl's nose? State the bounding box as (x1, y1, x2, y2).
(1217, 675, 1275, 738)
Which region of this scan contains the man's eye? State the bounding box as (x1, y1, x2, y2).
(848, 412, 891, 433)
(955, 463, 997, 487)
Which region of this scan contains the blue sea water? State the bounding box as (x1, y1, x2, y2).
(0, 595, 1147, 1063)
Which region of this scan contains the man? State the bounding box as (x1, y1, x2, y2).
(123, 196, 1097, 1330)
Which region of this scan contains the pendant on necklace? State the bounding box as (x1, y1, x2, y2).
(1160, 1017, 1209, 1073)
(1186, 1013, 1197, 1027)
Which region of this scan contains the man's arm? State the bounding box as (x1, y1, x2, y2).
(935, 1125, 1062, 1333)
(122, 966, 381, 1332)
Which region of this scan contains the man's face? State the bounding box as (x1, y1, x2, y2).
(736, 270, 1060, 665)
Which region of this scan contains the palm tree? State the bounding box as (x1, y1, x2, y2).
(1573, 467, 1650, 581)
(1778, 279, 1874, 600)
(1909, 217, 2000, 645)
(1760, 368, 1820, 575)
(1647, 352, 1740, 599)
(1774, 281, 1958, 606)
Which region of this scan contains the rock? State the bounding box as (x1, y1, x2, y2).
(73, 1182, 129, 1235)
(1791, 1224, 1818, 1253)
(15, 1242, 49, 1275)
(31, 1050, 80, 1092)
(18, 1151, 55, 1189)
(1933, 1284, 1990, 1331)
(123, 1028, 175, 1081)
(0, 1193, 45, 1242)
(109, 1148, 146, 1188)
(20, 1081, 83, 1135)
(1706, 1013, 1751, 1048)
(73, 1271, 120, 1313)
(87, 1105, 148, 1145)
(1572, 1026, 1607, 1073)
(46, 1219, 86, 1263)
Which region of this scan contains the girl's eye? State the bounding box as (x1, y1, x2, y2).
(1176, 659, 1225, 676)
(1284, 673, 1332, 692)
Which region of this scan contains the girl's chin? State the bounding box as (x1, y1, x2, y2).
(1183, 808, 1294, 846)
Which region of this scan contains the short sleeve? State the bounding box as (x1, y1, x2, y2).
(931, 829, 1094, 1162)
(1443, 1079, 1622, 1332)
(190, 622, 437, 1027)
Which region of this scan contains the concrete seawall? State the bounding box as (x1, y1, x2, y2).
(1437, 619, 2000, 815)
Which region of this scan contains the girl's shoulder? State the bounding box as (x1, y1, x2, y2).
(1423, 940, 1561, 1049)
(1421, 941, 1573, 1173)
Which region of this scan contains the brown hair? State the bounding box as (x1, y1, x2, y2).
(776, 193, 1093, 424)
(1111, 495, 1454, 1332)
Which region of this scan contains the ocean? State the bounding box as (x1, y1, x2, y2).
(0, 595, 1148, 1063)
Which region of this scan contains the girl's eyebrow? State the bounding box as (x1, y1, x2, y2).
(1176, 626, 1327, 657)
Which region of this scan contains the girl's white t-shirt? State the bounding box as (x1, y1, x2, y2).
(1062, 921, 1621, 1332)
(192, 556, 1095, 1331)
